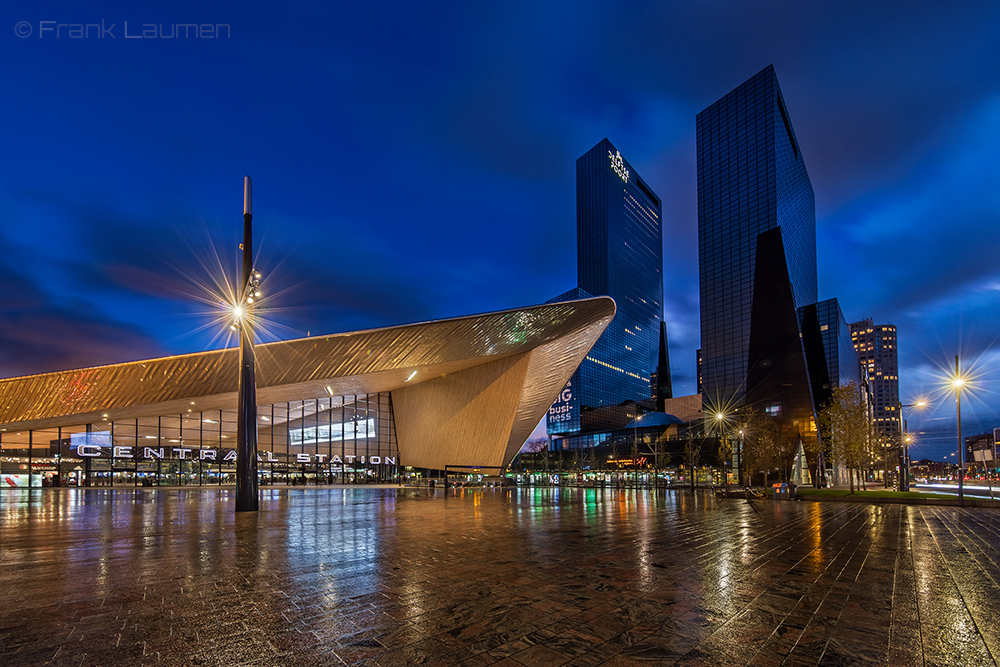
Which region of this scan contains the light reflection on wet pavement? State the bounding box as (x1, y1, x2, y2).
(2, 487, 999, 666)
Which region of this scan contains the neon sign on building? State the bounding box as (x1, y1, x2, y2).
(609, 150, 629, 182)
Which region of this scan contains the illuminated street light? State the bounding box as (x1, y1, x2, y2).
(898, 399, 928, 491)
(235, 176, 261, 513)
(713, 412, 738, 487)
(952, 355, 967, 507)
(633, 413, 643, 488)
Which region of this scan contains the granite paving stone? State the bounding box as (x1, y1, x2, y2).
(3, 486, 1000, 666)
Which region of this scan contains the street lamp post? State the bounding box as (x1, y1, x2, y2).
(738, 429, 745, 487)
(714, 412, 731, 488)
(954, 355, 965, 507)
(633, 413, 641, 489)
(235, 176, 262, 513)
(902, 424, 912, 491)
(897, 400, 926, 492)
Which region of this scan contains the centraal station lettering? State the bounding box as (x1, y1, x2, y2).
(74, 445, 395, 467)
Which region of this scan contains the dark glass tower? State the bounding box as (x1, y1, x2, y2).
(799, 298, 861, 404)
(697, 65, 817, 409)
(547, 138, 663, 435)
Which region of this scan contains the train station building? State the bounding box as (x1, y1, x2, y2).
(0, 298, 613, 487)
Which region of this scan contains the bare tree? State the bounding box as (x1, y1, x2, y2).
(751, 420, 782, 487)
(630, 431, 642, 487)
(653, 432, 671, 488)
(818, 381, 871, 494)
(736, 407, 782, 487)
(523, 437, 548, 453)
(684, 431, 702, 494)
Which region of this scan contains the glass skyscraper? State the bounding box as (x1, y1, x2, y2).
(799, 298, 862, 412)
(547, 138, 663, 435)
(812, 299, 861, 391)
(697, 65, 817, 409)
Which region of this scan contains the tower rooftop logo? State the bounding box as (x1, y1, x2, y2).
(608, 150, 629, 183)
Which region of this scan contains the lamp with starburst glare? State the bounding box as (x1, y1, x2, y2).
(952, 356, 967, 507)
(234, 176, 263, 512)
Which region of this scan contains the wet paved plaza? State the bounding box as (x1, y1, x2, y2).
(2, 487, 999, 666)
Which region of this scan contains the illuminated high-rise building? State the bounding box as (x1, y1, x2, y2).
(547, 138, 663, 436)
(849, 319, 900, 436)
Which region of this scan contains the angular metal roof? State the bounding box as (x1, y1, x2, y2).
(0, 298, 616, 445)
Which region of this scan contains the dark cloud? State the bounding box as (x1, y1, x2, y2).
(0, 231, 165, 378)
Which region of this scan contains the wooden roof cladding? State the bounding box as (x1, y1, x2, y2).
(0, 298, 615, 432)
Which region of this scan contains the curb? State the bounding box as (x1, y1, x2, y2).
(798, 494, 1000, 509)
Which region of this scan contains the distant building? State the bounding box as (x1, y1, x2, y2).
(548, 393, 702, 455)
(966, 433, 997, 468)
(849, 319, 900, 437)
(696, 348, 702, 394)
(651, 321, 673, 409)
(547, 138, 664, 436)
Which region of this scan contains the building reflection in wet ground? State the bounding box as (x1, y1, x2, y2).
(1, 486, 999, 666)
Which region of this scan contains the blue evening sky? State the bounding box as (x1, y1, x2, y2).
(2, 1, 999, 460)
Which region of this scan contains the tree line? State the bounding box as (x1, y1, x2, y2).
(732, 380, 890, 492)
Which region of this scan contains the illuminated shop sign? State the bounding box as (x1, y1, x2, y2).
(548, 384, 574, 422)
(608, 457, 648, 468)
(609, 150, 629, 183)
(547, 380, 580, 434)
(71, 446, 395, 466)
(289, 419, 376, 445)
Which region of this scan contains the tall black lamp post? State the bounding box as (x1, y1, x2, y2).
(953, 355, 965, 508)
(897, 400, 927, 492)
(235, 176, 261, 512)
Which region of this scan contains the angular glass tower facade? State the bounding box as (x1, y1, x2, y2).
(799, 298, 862, 412)
(813, 299, 861, 391)
(697, 65, 817, 409)
(548, 138, 663, 435)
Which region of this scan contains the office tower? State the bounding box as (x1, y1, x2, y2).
(696, 349, 703, 394)
(697, 65, 817, 409)
(743, 227, 815, 435)
(547, 138, 664, 435)
(849, 319, 900, 436)
(799, 298, 862, 412)
(653, 321, 673, 410)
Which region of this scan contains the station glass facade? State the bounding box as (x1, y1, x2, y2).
(0, 393, 398, 487)
(697, 65, 817, 408)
